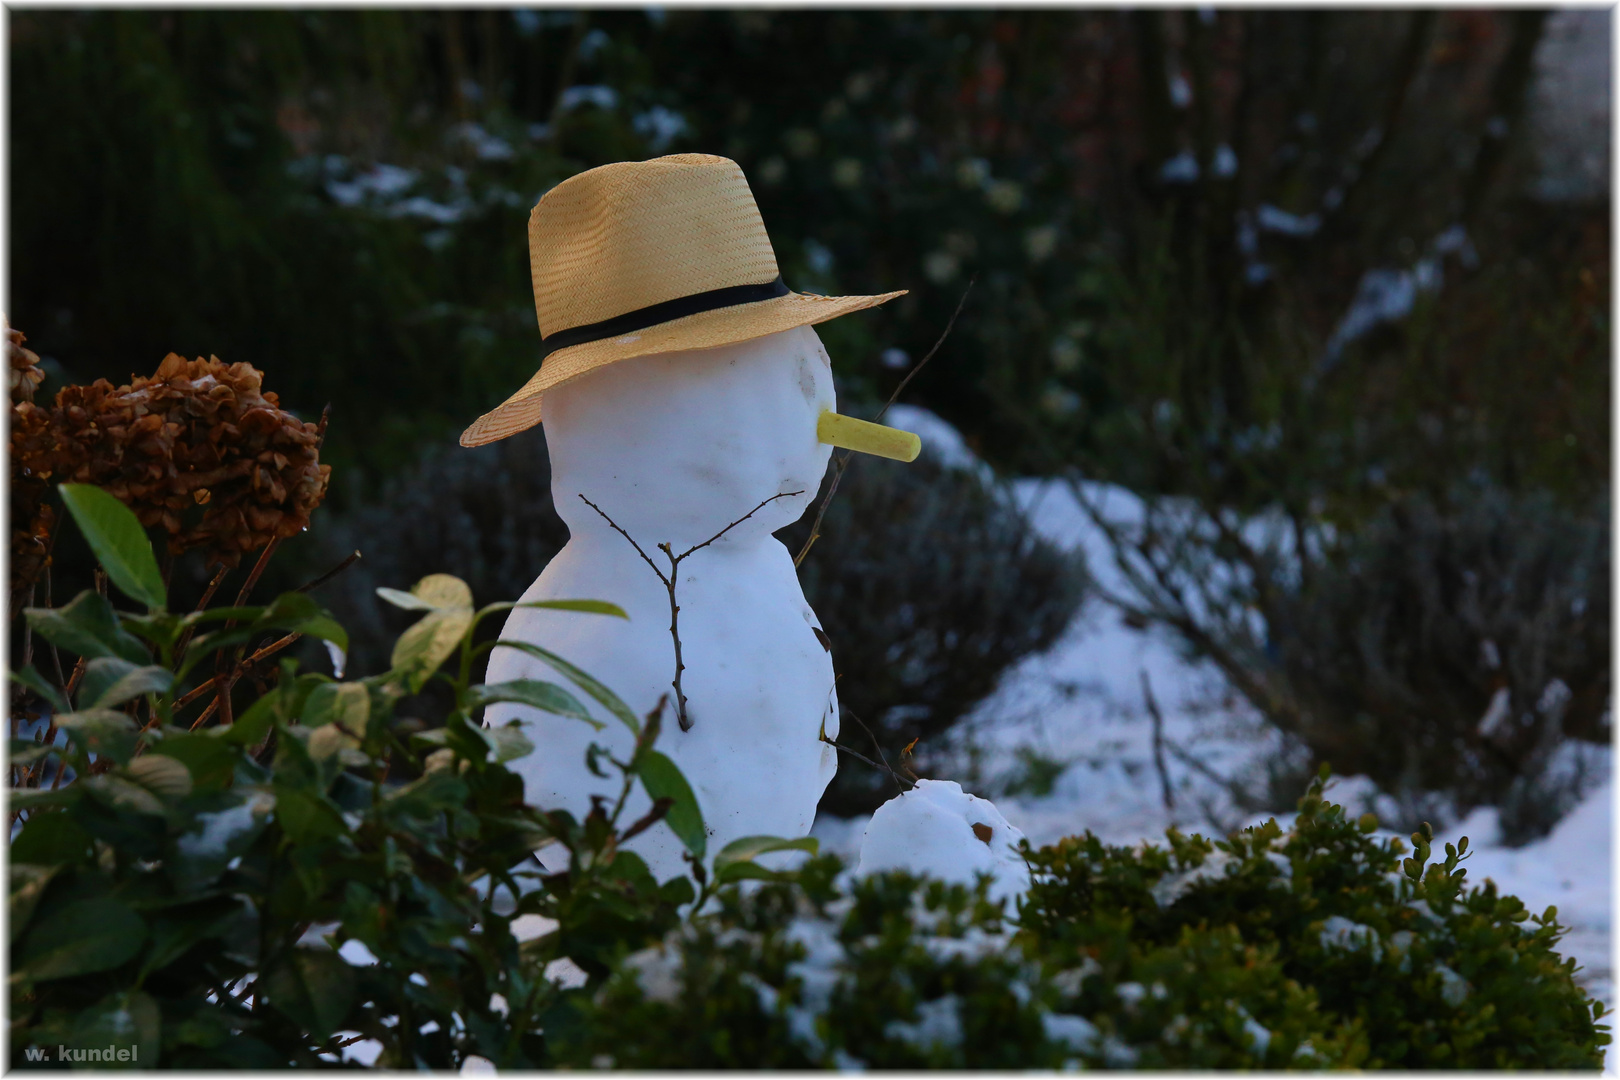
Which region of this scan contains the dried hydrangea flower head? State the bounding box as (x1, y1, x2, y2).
(6, 318, 44, 405)
(7, 320, 53, 609)
(10, 351, 331, 570)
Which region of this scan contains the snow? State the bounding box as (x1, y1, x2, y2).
(1319, 915, 1381, 959)
(490, 327, 844, 882)
(855, 780, 1030, 904)
(811, 407, 1613, 1034)
(556, 85, 618, 112)
(883, 994, 963, 1050)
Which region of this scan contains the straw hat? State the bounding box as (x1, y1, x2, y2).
(459, 154, 906, 447)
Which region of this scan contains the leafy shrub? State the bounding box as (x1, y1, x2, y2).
(559, 771, 1609, 1069)
(311, 430, 1087, 815)
(7, 484, 715, 1069)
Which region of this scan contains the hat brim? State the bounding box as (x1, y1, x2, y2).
(460, 289, 907, 447)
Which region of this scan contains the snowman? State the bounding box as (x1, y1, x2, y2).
(463, 154, 920, 881)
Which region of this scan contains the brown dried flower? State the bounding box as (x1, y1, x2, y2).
(11, 352, 331, 570)
(8, 320, 54, 610)
(6, 318, 45, 405)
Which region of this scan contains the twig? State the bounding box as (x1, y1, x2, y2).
(794, 277, 975, 568)
(579, 490, 802, 732)
(210, 537, 284, 731)
(296, 549, 361, 594)
(177, 549, 357, 728)
(843, 707, 912, 794)
(230, 538, 282, 610)
(819, 733, 899, 780)
(1140, 669, 1176, 812)
(171, 563, 233, 668)
(44, 565, 65, 688)
(178, 632, 302, 714)
(188, 696, 221, 733)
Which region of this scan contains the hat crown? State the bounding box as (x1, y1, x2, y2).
(529, 154, 781, 339)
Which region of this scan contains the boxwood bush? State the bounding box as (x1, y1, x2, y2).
(562, 769, 1608, 1069)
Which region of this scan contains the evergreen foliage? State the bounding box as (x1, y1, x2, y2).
(558, 771, 1610, 1069)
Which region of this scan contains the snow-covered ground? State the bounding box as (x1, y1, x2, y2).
(816, 408, 1613, 1031)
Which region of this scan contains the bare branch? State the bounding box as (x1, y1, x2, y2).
(578, 493, 670, 587)
(1141, 669, 1176, 812)
(296, 549, 362, 594)
(673, 490, 802, 562)
(579, 489, 803, 733)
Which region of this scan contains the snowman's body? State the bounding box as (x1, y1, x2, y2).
(485, 325, 840, 881)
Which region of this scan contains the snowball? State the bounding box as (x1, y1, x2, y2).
(855, 780, 1031, 903)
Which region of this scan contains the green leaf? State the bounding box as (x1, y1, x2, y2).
(713, 835, 820, 884)
(10, 811, 93, 866)
(25, 591, 150, 664)
(476, 598, 630, 620)
(273, 785, 350, 844)
(9, 864, 61, 943)
(256, 592, 349, 653)
(58, 484, 167, 610)
(714, 834, 820, 867)
(413, 573, 474, 610)
(489, 639, 640, 736)
(141, 898, 251, 977)
(126, 754, 194, 801)
(68, 989, 160, 1067)
(217, 691, 277, 747)
(178, 605, 266, 627)
(79, 658, 173, 709)
(484, 722, 536, 764)
(9, 665, 67, 713)
(637, 750, 706, 860)
(516, 598, 629, 617)
(17, 896, 146, 981)
(149, 734, 237, 793)
(376, 587, 436, 611)
(385, 771, 468, 818)
(391, 609, 473, 692)
(57, 709, 142, 765)
(83, 774, 165, 816)
(468, 679, 602, 729)
(713, 861, 788, 885)
(8, 739, 57, 766)
(7, 786, 83, 812)
(262, 948, 355, 1043)
(302, 681, 370, 733)
(179, 595, 347, 679)
(121, 610, 185, 651)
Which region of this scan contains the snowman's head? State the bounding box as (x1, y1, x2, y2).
(544, 324, 835, 548)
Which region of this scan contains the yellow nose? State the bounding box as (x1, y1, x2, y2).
(817, 410, 921, 462)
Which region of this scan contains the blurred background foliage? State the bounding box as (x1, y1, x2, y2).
(9, 8, 1609, 834)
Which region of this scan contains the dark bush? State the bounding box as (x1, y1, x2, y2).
(782, 450, 1087, 814)
(312, 429, 1088, 816)
(1268, 481, 1610, 843)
